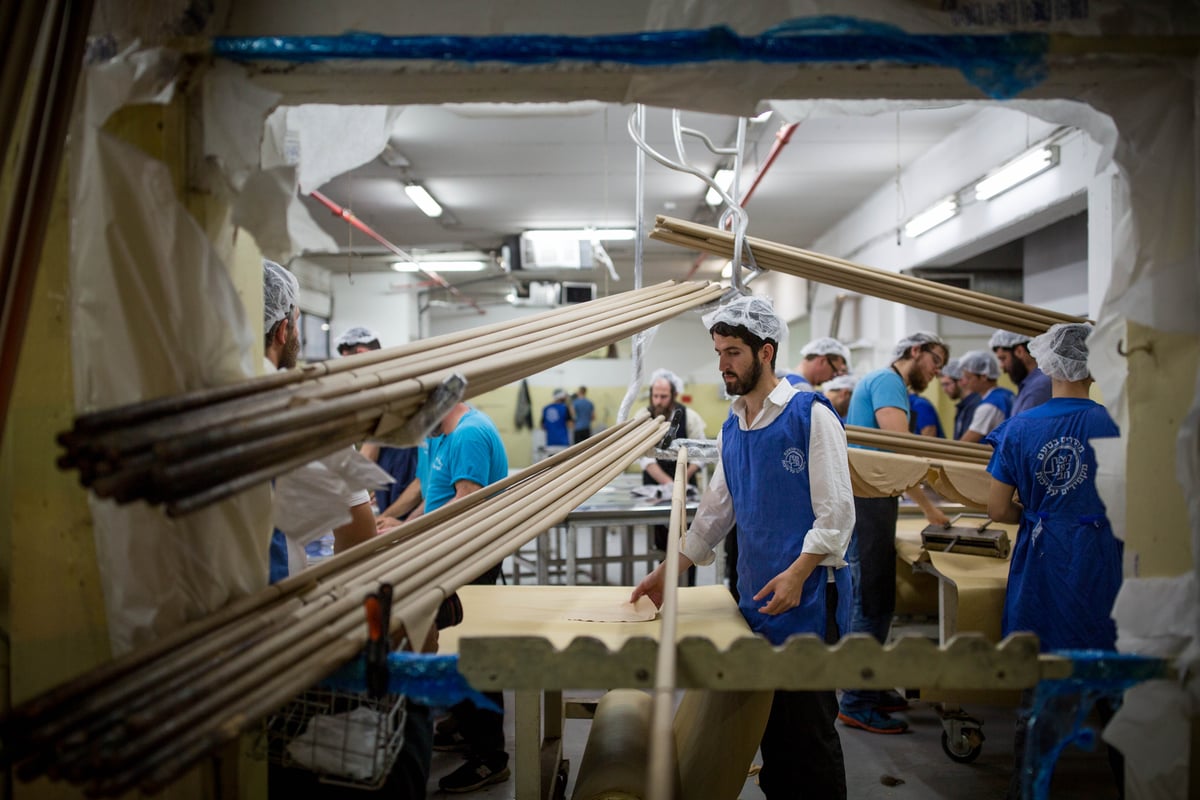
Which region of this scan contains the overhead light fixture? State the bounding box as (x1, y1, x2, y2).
(392, 260, 487, 272)
(903, 197, 958, 238)
(404, 183, 443, 218)
(705, 168, 736, 207)
(974, 145, 1060, 201)
(719, 260, 734, 279)
(522, 228, 635, 241)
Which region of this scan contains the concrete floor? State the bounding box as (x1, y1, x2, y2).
(423, 533, 1121, 798)
(426, 691, 1121, 799)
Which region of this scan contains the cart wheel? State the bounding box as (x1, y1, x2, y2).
(941, 729, 983, 764)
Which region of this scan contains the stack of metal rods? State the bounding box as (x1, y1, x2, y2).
(650, 217, 1086, 336)
(846, 425, 993, 466)
(5, 414, 669, 797)
(56, 280, 722, 515)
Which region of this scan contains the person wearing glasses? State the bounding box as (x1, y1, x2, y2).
(837, 332, 951, 735)
(783, 336, 852, 391)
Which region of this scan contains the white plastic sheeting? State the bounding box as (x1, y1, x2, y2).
(70, 47, 272, 654)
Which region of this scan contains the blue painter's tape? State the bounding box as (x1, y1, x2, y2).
(212, 18, 1049, 99)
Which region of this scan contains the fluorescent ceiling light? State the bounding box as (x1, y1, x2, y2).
(404, 183, 443, 218)
(974, 145, 1060, 201)
(392, 260, 487, 272)
(705, 168, 736, 207)
(522, 228, 635, 241)
(903, 197, 958, 238)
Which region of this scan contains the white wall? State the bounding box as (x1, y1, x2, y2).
(329, 272, 420, 348)
(775, 105, 1111, 371)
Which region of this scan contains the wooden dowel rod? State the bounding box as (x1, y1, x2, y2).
(652, 228, 1064, 335)
(68, 283, 682, 455)
(648, 449, 687, 800)
(75, 420, 667, 790)
(12, 420, 649, 756)
(67, 282, 678, 437)
(655, 217, 1085, 326)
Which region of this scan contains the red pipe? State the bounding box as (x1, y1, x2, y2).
(309, 190, 485, 315)
(683, 121, 800, 281)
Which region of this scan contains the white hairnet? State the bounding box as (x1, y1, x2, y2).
(800, 336, 852, 367)
(552, 387, 568, 400)
(334, 326, 379, 349)
(702, 295, 788, 345)
(263, 259, 299, 330)
(941, 357, 964, 380)
(989, 329, 1032, 350)
(959, 349, 1000, 380)
(890, 331, 947, 362)
(824, 374, 858, 392)
(649, 368, 684, 396)
(1029, 323, 1092, 381)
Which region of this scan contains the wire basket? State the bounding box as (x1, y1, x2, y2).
(255, 687, 407, 790)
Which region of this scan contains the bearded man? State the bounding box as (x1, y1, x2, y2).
(837, 332, 951, 735)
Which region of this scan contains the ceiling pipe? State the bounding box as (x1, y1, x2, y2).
(683, 121, 799, 281)
(308, 190, 486, 315)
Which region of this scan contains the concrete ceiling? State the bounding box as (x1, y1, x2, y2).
(297, 101, 981, 301)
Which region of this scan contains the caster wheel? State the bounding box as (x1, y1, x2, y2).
(942, 729, 983, 763)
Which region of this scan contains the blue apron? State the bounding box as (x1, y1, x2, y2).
(979, 386, 1015, 417)
(985, 398, 1122, 651)
(722, 392, 851, 645)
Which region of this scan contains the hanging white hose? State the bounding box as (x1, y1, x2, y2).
(617, 104, 649, 423)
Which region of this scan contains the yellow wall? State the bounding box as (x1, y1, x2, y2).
(474, 380, 728, 470)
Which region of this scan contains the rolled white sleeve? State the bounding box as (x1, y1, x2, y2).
(968, 402, 1006, 437)
(803, 403, 855, 566)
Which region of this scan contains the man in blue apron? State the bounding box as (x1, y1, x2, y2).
(838, 332, 950, 734)
(958, 349, 1015, 444)
(632, 295, 855, 800)
(985, 322, 1124, 798)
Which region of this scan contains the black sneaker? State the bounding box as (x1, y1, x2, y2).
(432, 728, 468, 752)
(438, 758, 511, 793)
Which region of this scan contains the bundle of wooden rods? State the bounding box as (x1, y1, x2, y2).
(5, 414, 670, 797)
(846, 425, 993, 466)
(650, 217, 1086, 336)
(56, 280, 722, 515)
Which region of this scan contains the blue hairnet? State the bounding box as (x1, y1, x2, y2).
(1029, 323, 1092, 381)
(649, 368, 684, 396)
(702, 295, 788, 344)
(335, 326, 380, 349)
(959, 349, 1001, 379)
(989, 329, 1032, 350)
(890, 331, 946, 361)
(263, 259, 298, 330)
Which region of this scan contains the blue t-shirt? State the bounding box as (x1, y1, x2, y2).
(572, 397, 595, 431)
(541, 401, 571, 446)
(846, 368, 908, 441)
(908, 394, 944, 437)
(425, 409, 508, 513)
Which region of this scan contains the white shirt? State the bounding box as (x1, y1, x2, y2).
(681, 380, 855, 568)
(967, 387, 1009, 437)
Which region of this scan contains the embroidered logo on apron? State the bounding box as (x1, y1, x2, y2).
(1035, 436, 1088, 496)
(781, 447, 807, 474)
